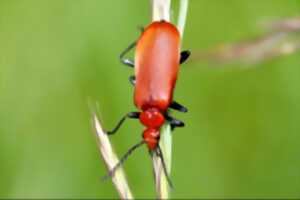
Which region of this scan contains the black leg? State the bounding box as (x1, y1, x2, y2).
(120, 26, 144, 67)
(137, 25, 144, 33)
(120, 40, 137, 67)
(180, 50, 191, 64)
(101, 140, 145, 181)
(105, 112, 140, 135)
(165, 115, 184, 130)
(169, 101, 188, 113)
(129, 76, 136, 86)
(156, 144, 174, 189)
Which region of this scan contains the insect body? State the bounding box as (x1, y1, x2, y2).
(103, 20, 190, 185)
(135, 21, 183, 149)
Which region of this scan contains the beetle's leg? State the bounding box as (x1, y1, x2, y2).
(120, 40, 137, 67)
(180, 50, 191, 64)
(165, 115, 185, 130)
(105, 112, 140, 135)
(129, 76, 136, 86)
(169, 101, 188, 113)
(137, 25, 144, 33)
(120, 26, 144, 67)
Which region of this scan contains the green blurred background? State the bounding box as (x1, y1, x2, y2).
(0, 0, 299, 198)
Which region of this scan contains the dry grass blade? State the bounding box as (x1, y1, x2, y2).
(151, 0, 172, 198)
(189, 17, 300, 67)
(151, 0, 171, 22)
(152, 124, 173, 199)
(269, 18, 300, 32)
(151, 0, 189, 199)
(90, 105, 134, 199)
(177, 0, 189, 37)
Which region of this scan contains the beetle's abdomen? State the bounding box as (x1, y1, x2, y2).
(134, 21, 181, 111)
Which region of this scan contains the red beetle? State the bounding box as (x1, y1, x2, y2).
(103, 20, 190, 186)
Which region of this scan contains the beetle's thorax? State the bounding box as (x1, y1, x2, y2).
(140, 107, 164, 150)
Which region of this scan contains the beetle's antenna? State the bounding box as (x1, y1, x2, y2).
(157, 144, 174, 190)
(101, 141, 145, 181)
